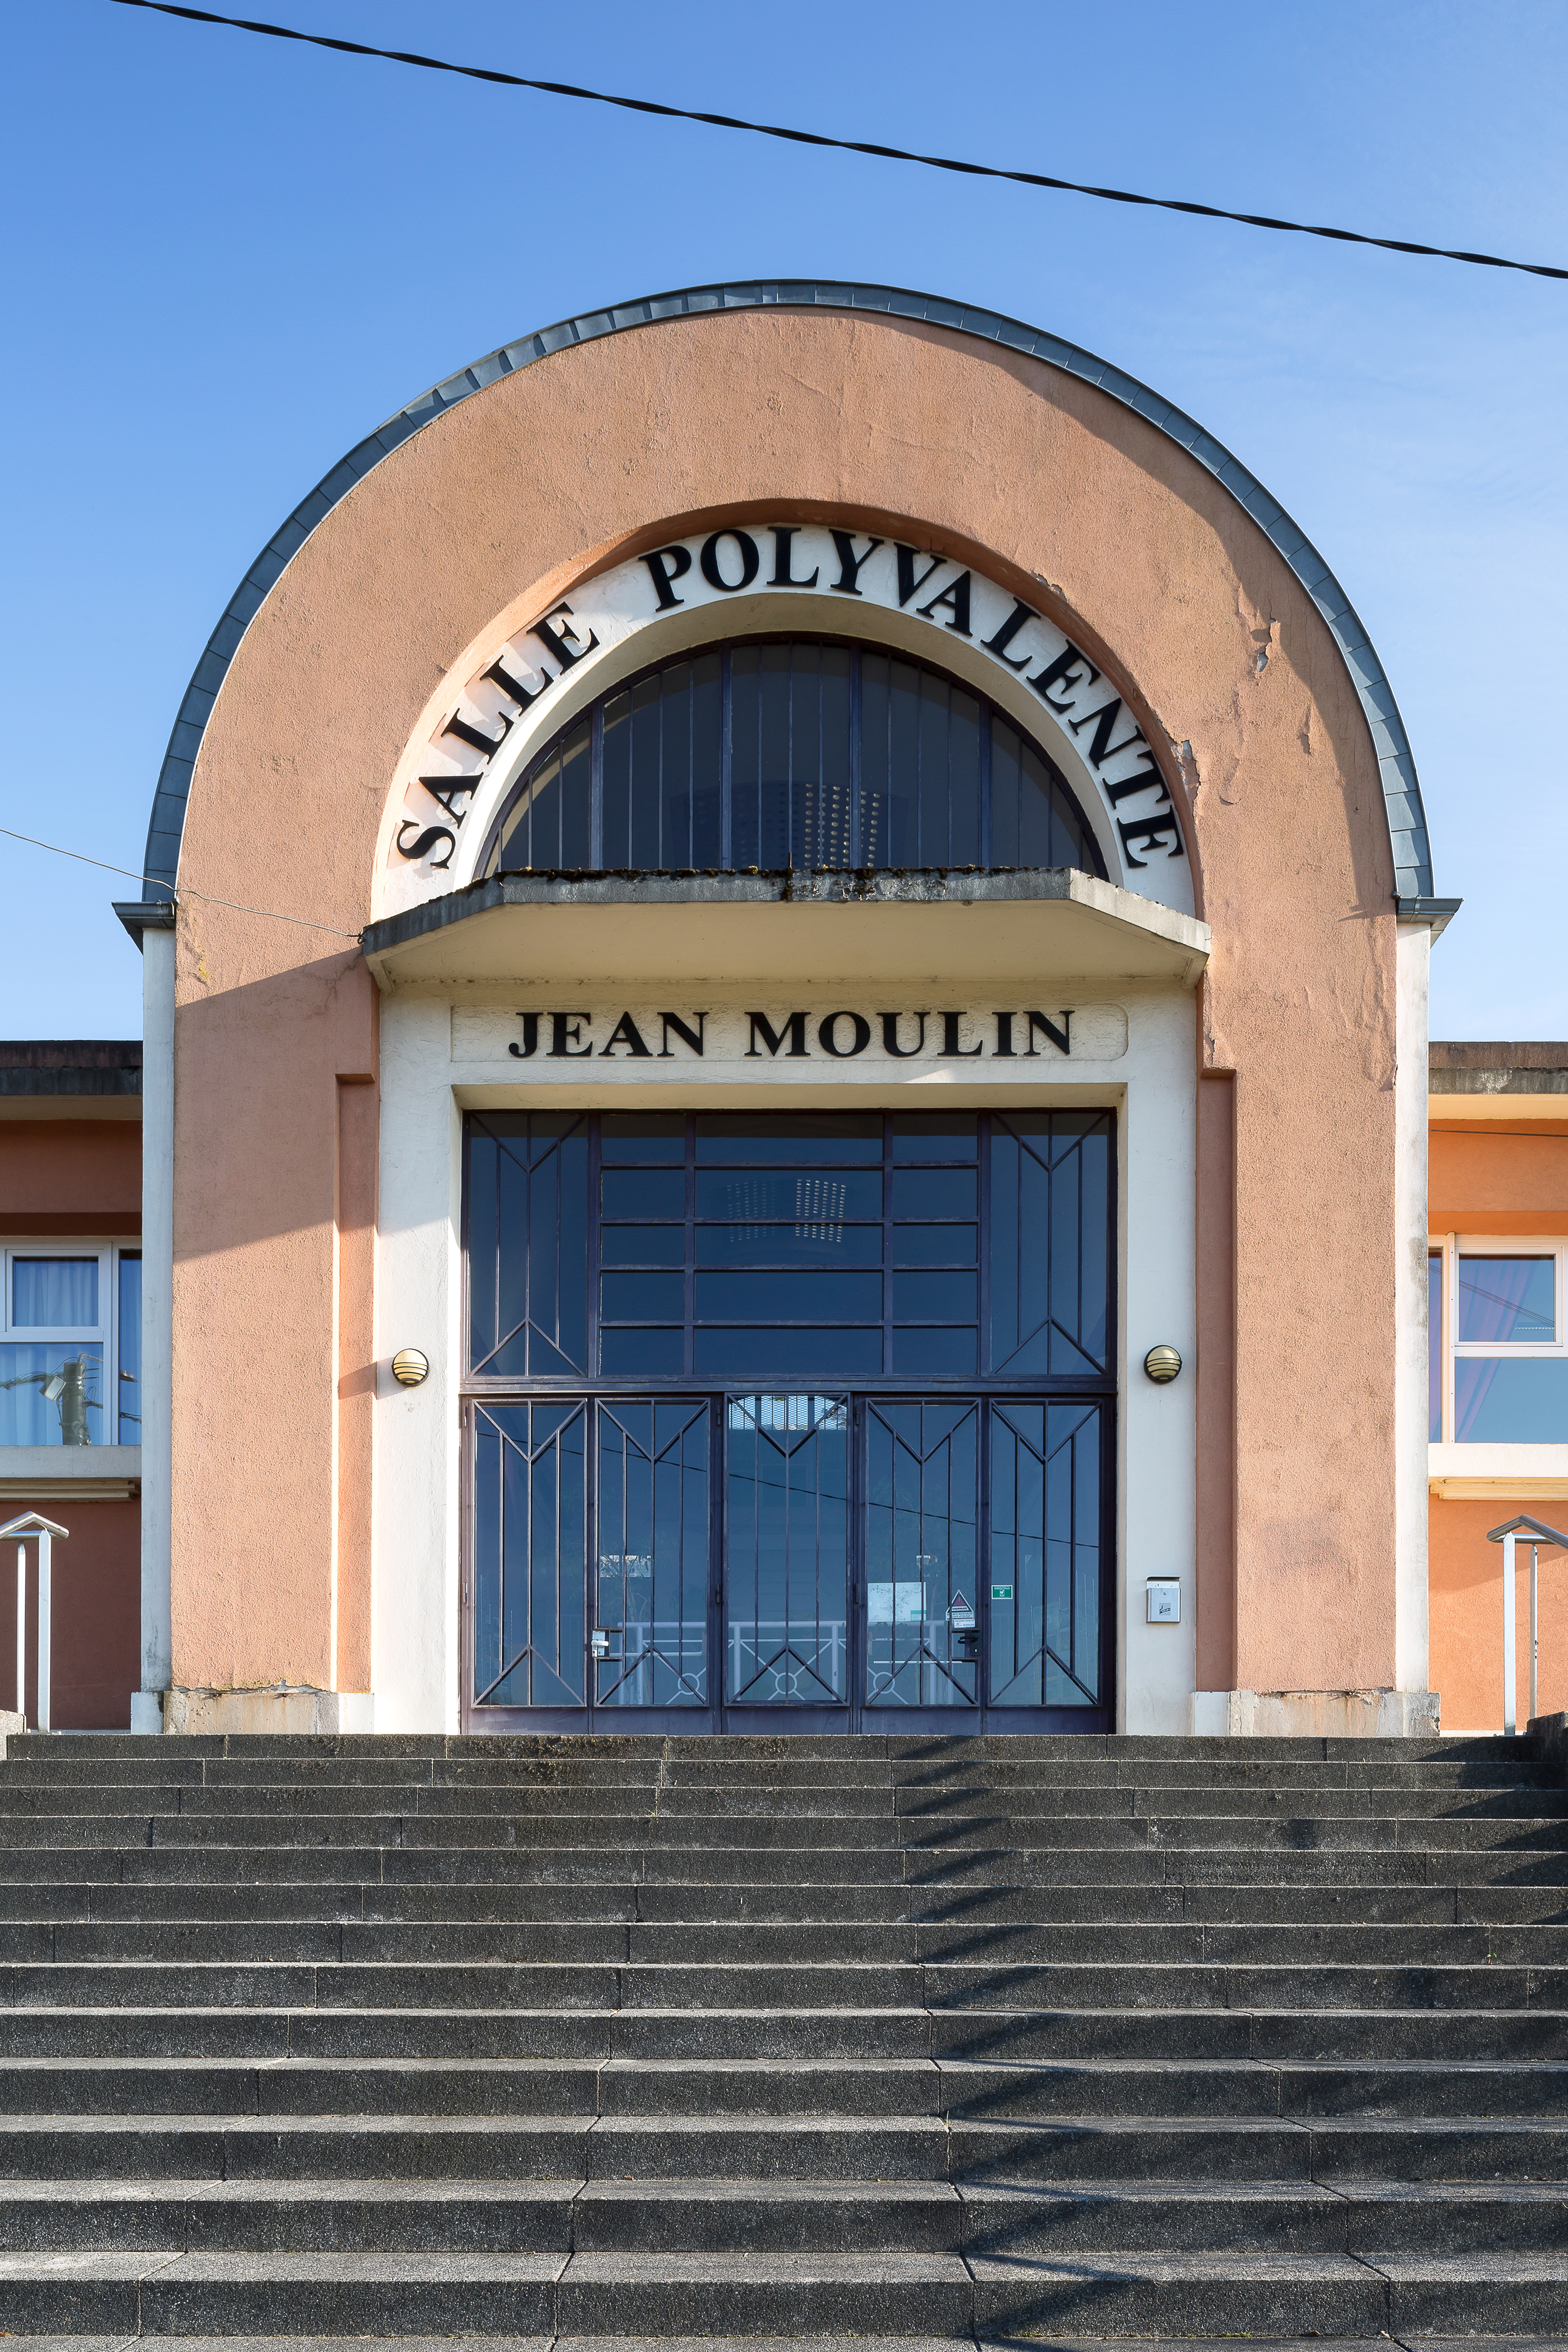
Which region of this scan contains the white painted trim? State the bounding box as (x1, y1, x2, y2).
(138, 924, 175, 1709)
(373, 528, 1196, 926)
(371, 1003, 464, 1733)
(1394, 921, 1430, 1694)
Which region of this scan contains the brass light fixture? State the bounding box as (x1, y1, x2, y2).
(1143, 1344, 1182, 1384)
(391, 1349, 430, 1388)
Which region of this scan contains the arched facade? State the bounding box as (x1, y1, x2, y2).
(120, 283, 1447, 1736)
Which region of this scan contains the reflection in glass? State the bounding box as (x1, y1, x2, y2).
(1454, 1358, 1568, 1445)
(0, 1343, 102, 1446)
(488, 714, 592, 871)
(990, 1113, 1111, 1375)
(13, 1258, 97, 1327)
(865, 1401, 979, 1708)
(695, 1170, 881, 1223)
(695, 1270, 880, 1324)
(726, 1395, 849, 1704)
(118, 1254, 141, 1440)
(472, 1401, 587, 1707)
(602, 654, 724, 870)
(467, 1114, 588, 1376)
(595, 1400, 708, 1706)
(601, 1113, 685, 1163)
(990, 1400, 1102, 1708)
(1458, 1256, 1555, 1344)
(697, 1224, 883, 1269)
(696, 1115, 881, 1163)
(731, 643, 855, 870)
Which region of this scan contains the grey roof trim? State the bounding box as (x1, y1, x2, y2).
(142, 279, 1435, 900)
(1430, 1067, 1568, 1097)
(1396, 895, 1462, 940)
(113, 899, 178, 948)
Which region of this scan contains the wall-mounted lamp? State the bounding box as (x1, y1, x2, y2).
(391, 1349, 430, 1389)
(1143, 1344, 1182, 1384)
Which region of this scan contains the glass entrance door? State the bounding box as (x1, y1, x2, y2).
(464, 1110, 1116, 1731)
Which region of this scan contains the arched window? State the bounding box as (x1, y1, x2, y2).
(479, 636, 1105, 879)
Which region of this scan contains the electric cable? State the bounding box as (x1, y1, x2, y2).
(0, 825, 360, 939)
(107, 0, 1567, 282)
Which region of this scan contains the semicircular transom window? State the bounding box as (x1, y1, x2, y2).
(479, 636, 1106, 880)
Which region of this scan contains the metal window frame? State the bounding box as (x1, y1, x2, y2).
(459, 1108, 1119, 1734)
(0, 1239, 139, 1446)
(480, 632, 1107, 885)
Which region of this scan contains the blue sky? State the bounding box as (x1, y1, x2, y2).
(4, 0, 1565, 1039)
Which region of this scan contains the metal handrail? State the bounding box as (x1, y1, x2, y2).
(1486, 1514, 1568, 1734)
(0, 1512, 68, 1733)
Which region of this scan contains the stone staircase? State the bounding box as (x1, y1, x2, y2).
(0, 1729, 1565, 2345)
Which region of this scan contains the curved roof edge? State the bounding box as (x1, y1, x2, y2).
(140, 278, 1434, 899)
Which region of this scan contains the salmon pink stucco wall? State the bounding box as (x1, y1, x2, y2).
(166, 303, 1400, 1699)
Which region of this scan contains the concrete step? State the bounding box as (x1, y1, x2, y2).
(0, 2112, 954, 2181)
(8, 1916, 1568, 1965)
(0, 2051, 1562, 2121)
(2, 1877, 1562, 1925)
(6, 1955, 1566, 2011)
(0, 1729, 1559, 2344)
(1, 1998, 1565, 2064)
(1, 2242, 1565, 2338)
(5, 2171, 1568, 2258)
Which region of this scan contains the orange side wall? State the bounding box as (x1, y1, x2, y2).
(1428, 1116, 1568, 1729)
(0, 1499, 141, 1729)
(1430, 1494, 1568, 1731)
(1430, 1122, 1568, 1234)
(1, 1115, 143, 1725)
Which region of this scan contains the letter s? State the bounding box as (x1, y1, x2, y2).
(395, 820, 455, 870)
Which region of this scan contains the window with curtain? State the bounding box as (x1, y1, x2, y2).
(1435, 1242, 1568, 1445)
(0, 1247, 138, 1447)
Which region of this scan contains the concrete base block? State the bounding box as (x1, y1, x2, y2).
(1190, 1688, 1441, 1738)
(159, 1685, 376, 1736)
(0, 1708, 24, 1756)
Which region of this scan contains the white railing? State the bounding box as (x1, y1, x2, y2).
(0, 1512, 67, 1733)
(1486, 1513, 1568, 1734)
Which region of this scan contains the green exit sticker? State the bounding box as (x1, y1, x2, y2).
(991, 1584, 1014, 1601)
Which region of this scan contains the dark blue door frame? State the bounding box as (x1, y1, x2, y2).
(460, 1389, 1116, 1735)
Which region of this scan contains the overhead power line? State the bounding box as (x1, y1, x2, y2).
(109, 0, 1565, 283)
(0, 825, 360, 939)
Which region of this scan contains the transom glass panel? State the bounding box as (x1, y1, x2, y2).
(480, 637, 1105, 882)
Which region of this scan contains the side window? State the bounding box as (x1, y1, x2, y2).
(1447, 1241, 1568, 1446)
(0, 1247, 138, 1447)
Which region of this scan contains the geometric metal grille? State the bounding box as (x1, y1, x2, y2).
(467, 1113, 588, 1377)
(864, 1399, 979, 1707)
(724, 1394, 850, 1705)
(989, 1112, 1111, 1375)
(594, 1399, 709, 1707)
(472, 1400, 587, 1707)
(989, 1400, 1103, 1707)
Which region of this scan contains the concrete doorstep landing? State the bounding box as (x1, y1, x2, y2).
(0, 1731, 1563, 2344)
